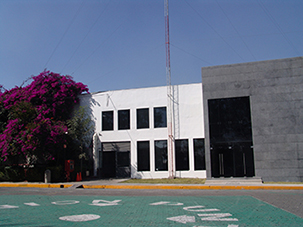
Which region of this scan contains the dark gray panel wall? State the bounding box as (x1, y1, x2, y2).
(202, 57, 303, 182)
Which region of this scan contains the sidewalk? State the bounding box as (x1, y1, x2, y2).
(1, 178, 303, 190)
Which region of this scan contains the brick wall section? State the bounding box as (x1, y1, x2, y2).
(202, 57, 303, 182)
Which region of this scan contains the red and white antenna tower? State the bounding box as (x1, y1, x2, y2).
(165, 0, 174, 179)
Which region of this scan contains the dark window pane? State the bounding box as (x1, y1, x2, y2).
(154, 107, 167, 128)
(102, 111, 113, 131)
(117, 151, 130, 167)
(137, 108, 149, 129)
(137, 141, 150, 171)
(101, 142, 130, 178)
(155, 140, 168, 171)
(208, 97, 252, 143)
(118, 109, 130, 130)
(194, 139, 206, 170)
(175, 139, 189, 171)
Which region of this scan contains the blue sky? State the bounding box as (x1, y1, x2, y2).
(0, 0, 302, 93)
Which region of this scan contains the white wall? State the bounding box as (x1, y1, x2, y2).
(80, 83, 206, 179)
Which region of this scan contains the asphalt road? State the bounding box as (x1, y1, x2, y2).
(0, 187, 303, 226)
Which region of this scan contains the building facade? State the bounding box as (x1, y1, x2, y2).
(202, 57, 303, 182)
(80, 83, 206, 179)
(81, 56, 303, 182)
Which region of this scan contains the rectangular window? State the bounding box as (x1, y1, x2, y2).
(175, 139, 189, 171)
(118, 109, 130, 130)
(117, 151, 130, 167)
(102, 111, 113, 131)
(137, 108, 149, 129)
(137, 141, 150, 171)
(194, 139, 206, 170)
(155, 140, 168, 171)
(154, 107, 167, 128)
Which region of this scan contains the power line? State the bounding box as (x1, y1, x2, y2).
(86, 68, 119, 85)
(44, 0, 85, 69)
(60, 0, 111, 73)
(183, 0, 245, 61)
(257, 0, 300, 56)
(70, 22, 124, 76)
(215, 0, 257, 60)
(171, 43, 213, 65)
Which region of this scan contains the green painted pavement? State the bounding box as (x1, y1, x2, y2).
(0, 195, 302, 226)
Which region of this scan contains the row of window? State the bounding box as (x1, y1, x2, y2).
(137, 139, 206, 172)
(102, 107, 167, 131)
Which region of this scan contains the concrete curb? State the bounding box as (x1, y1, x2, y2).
(81, 184, 303, 190)
(1, 183, 303, 190)
(0, 183, 73, 188)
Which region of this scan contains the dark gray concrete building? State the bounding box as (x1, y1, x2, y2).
(202, 57, 303, 182)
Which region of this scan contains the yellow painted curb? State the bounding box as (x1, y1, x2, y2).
(0, 183, 72, 188)
(1, 183, 303, 190)
(82, 184, 303, 190)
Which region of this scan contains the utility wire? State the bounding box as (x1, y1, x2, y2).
(86, 43, 164, 84)
(215, 0, 257, 60)
(71, 21, 124, 76)
(86, 68, 119, 84)
(257, 0, 300, 56)
(44, 0, 85, 69)
(171, 44, 213, 65)
(60, 0, 111, 73)
(184, 0, 245, 61)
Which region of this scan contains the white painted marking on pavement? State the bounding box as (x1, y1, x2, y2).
(51, 200, 80, 205)
(192, 226, 211, 227)
(59, 214, 100, 222)
(24, 202, 40, 206)
(183, 205, 219, 212)
(194, 225, 238, 227)
(89, 199, 121, 206)
(0, 205, 19, 209)
(198, 213, 238, 221)
(150, 201, 183, 206)
(167, 215, 195, 224)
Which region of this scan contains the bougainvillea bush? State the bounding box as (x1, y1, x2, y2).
(0, 71, 89, 166)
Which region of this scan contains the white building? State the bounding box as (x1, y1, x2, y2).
(80, 83, 206, 179)
(80, 57, 303, 182)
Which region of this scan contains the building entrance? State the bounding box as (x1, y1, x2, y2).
(208, 97, 255, 178)
(100, 142, 131, 178)
(210, 142, 254, 177)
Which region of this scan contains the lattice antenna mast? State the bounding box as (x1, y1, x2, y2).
(165, 0, 174, 179)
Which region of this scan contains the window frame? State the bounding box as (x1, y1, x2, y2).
(155, 140, 168, 171)
(136, 108, 149, 129)
(193, 138, 206, 170)
(154, 106, 167, 128)
(175, 139, 189, 171)
(118, 109, 130, 130)
(137, 141, 150, 171)
(102, 111, 114, 131)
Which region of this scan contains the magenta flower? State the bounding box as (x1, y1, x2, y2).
(0, 71, 89, 164)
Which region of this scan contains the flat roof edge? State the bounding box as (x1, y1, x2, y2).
(202, 56, 303, 70)
(84, 82, 202, 96)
